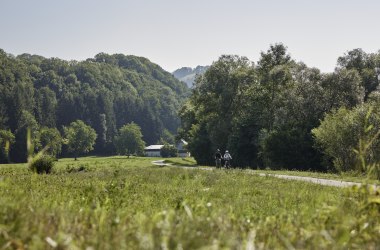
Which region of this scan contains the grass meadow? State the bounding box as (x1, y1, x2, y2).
(0, 156, 379, 249)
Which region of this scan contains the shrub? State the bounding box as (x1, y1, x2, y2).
(160, 143, 178, 158)
(29, 155, 55, 174)
(312, 103, 380, 174)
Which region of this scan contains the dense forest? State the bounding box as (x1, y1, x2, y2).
(0, 49, 189, 162)
(2, 44, 380, 175)
(179, 44, 380, 174)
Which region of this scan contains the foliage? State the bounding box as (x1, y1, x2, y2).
(179, 45, 376, 171)
(64, 120, 97, 160)
(337, 48, 380, 100)
(39, 127, 62, 157)
(312, 103, 380, 173)
(0, 156, 379, 248)
(0, 129, 15, 163)
(28, 154, 55, 174)
(26, 127, 55, 174)
(160, 143, 178, 157)
(182, 55, 256, 166)
(114, 122, 145, 156)
(0, 130, 16, 145)
(158, 129, 175, 144)
(11, 111, 40, 162)
(186, 123, 213, 165)
(0, 50, 189, 161)
(2, 45, 380, 172)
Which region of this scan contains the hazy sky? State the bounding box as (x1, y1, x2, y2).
(1, 0, 379, 72)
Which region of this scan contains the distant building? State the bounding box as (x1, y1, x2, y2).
(144, 139, 190, 157)
(176, 139, 190, 158)
(144, 145, 164, 157)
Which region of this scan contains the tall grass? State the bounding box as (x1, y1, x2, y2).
(0, 156, 379, 249)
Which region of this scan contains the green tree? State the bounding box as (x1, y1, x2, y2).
(35, 87, 57, 127)
(322, 69, 364, 109)
(10, 110, 40, 162)
(158, 129, 175, 144)
(186, 123, 213, 165)
(64, 120, 97, 160)
(257, 44, 294, 131)
(160, 143, 178, 158)
(312, 103, 380, 173)
(0, 130, 15, 163)
(337, 48, 380, 100)
(185, 55, 255, 165)
(39, 127, 62, 157)
(1, 50, 189, 158)
(114, 122, 145, 156)
(256, 64, 326, 170)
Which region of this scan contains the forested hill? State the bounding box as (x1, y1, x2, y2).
(0, 49, 190, 161)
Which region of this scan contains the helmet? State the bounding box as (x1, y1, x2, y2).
(225, 150, 229, 153)
(217, 149, 220, 152)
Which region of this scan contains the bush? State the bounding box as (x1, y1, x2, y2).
(29, 155, 55, 174)
(312, 103, 380, 174)
(160, 143, 178, 158)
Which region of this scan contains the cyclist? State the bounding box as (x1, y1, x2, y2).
(223, 150, 232, 168)
(214, 149, 222, 168)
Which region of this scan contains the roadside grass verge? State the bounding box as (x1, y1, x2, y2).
(162, 157, 379, 184)
(0, 156, 379, 249)
(252, 169, 380, 185)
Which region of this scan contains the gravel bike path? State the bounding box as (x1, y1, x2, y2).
(152, 160, 377, 189)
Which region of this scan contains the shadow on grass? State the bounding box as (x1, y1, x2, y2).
(163, 159, 198, 167)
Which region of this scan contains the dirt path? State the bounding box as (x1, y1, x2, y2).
(151, 160, 376, 188)
(151, 160, 170, 166)
(253, 172, 361, 188)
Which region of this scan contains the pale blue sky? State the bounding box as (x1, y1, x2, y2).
(1, 0, 379, 72)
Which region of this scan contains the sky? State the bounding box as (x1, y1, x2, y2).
(1, 0, 379, 73)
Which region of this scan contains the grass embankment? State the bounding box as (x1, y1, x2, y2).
(0, 156, 379, 249)
(164, 157, 379, 184)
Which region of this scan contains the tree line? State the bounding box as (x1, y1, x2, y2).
(0, 50, 189, 162)
(179, 44, 380, 175)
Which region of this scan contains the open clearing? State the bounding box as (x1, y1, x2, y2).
(0, 157, 379, 249)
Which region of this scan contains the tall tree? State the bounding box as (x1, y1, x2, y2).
(257, 43, 294, 131)
(321, 69, 364, 109)
(64, 120, 97, 160)
(337, 48, 380, 100)
(181, 55, 256, 165)
(11, 110, 39, 163)
(114, 122, 145, 156)
(0, 130, 15, 163)
(35, 87, 57, 127)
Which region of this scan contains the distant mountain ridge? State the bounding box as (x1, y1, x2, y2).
(173, 66, 209, 88)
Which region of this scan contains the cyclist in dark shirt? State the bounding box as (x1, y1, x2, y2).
(214, 149, 222, 168)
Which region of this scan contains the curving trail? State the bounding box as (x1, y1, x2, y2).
(253, 172, 361, 188)
(151, 160, 380, 189)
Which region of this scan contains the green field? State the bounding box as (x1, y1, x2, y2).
(0, 157, 379, 249)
